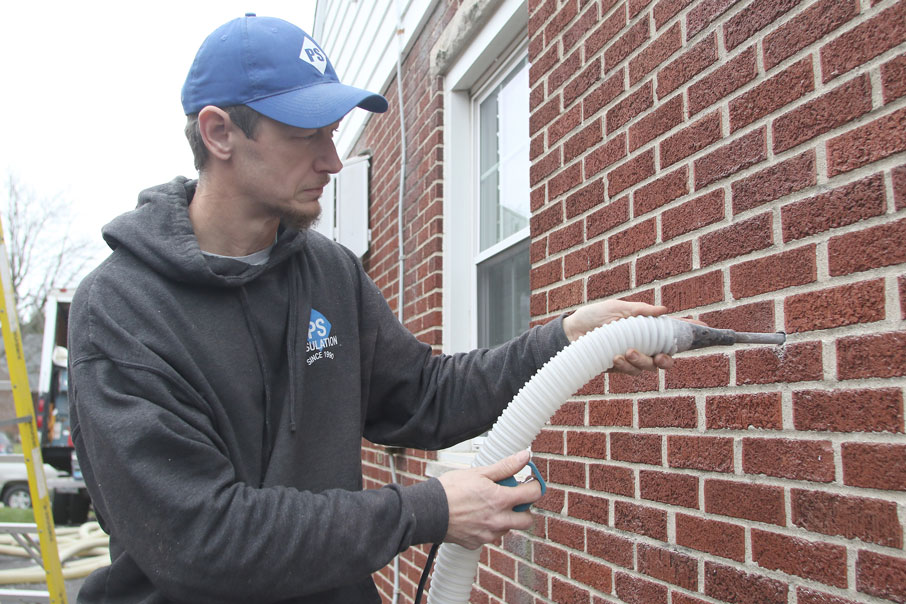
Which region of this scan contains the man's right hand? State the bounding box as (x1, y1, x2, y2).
(437, 450, 542, 550)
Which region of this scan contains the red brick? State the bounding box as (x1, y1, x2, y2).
(729, 56, 814, 132)
(700, 300, 775, 333)
(730, 244, 816, 299)
(629, 22, 682, 85)
(662, 270, 724, 313)
(796, 386, 904, 435)
(639, 395, 696, 428)
(731, 149, 816, 215)
(882, 53, 906, 103)
(666, 354, 730, 389)
(563, 2, 601, 54)
(614, 571, 668, 604)
(613, 500, 668, 540)
(608, 216, 656, 259)
(763, 0, 859, 70)
(700, 212, 773, 266)
(821, 0, 906, 82)
(605, 16, 650, 71)
(737, 340, 823, 385)
(568, 491, 611, 526)
(774, 73, 873, 153)
(895, 165, 906, 211)
(657, 33, 719, 97)
(743, 437, 835, 482)
(587, 262, 631, 299)
(668, 435, 733, 472)
(640, 470, 698, 508)
(549, 50, 583, 100)
(549, 105, 583, 148)
(549, 280, 584, 311)
(634, 165, 688, 215)
(706, 392, 782, 430)
(785, 279, 886, 333)
(705, 479, 785, 524)
(567, 431, 608, 460)
(637, 241, 693, 285)
(637, 543, 698, 590)
(662, 189, 724, 241)
(694, 127, 767, 190)
(842, 442, 906, 490)
(660, 110, 722, 167)
(827, 105, 906, 175)
(828, 217, 906, 276)
(565, 120, 603, 164)
(551, 400, 585, 426)
(587, 528, 634, 568)
(589, 398, 632, 427)
(531, 201, 564, 237)
(687, 0, 740, 38)
(689, 45, 758, 116)
(529, 35, 559, 84)
(565, 242, 605, 278)
(589, 462, 634, 496)
(566, 178, 605, 218)
(723, 0, 800, 51)
(548, 516, 585, 551)
(628, 0, 648, 18)
(610, 432, 661, 465)
(543, 0, 579, 52)
(569, 555, 613, 594)
(704, 561, 788, 604)
(588, 140, 627, 186)
(531, 147, 561, 185)
(837, 331, 906, 380)
(608, 367, 659, 393)
(857, 550, 906, 602)
(530, 292, 548, 316)
(534, 540, 569, 575)
(549, 162, 583, 199)
(531, 258, 562, 288)
(534, 429, 564, 455)
(676, 513, 745, 561)
(583, 69, 625, 118)
(654, 0, 694, 29)
(609, 149, 656, 195)
(585, 2, 626, 57)
(530, 95, 561, 137)
(548, 221, 584, 255)
(796, 588, 860, 604)
(791, 488, 903, 548)
(629, 94, 684, 151)
(607, 82, 654, 134)
(752, 529, 847, 587)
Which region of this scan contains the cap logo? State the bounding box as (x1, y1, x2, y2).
(300, 37, 328, 74)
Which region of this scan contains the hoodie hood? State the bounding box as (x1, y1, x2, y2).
(102, 176, 308, 288)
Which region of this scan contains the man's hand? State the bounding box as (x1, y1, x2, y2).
(562, 299, 674, 375)
(438, 450, 542, 550)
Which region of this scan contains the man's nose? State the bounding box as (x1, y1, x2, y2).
(317, 139, 343, 174)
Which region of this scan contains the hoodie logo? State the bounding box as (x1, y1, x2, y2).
(300, 37, 328, 74)
(306, 309, 338, 365)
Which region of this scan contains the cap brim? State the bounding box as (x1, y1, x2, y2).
(246, 82, 388, 129)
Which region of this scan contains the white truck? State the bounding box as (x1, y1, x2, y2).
(37, 288, 91, 525)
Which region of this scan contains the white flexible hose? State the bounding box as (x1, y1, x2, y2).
(427, 316, 688, 603)
(0, 520, 110, 584)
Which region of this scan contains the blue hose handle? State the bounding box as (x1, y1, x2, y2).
(496, 460, 547, 512)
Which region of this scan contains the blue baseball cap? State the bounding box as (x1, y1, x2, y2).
(181, 14, 388, 128)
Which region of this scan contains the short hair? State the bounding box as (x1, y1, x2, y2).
(184, 105, 263, 171)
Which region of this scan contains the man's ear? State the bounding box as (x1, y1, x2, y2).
(197, 106, 234, 161)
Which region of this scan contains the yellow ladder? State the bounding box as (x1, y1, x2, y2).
(0, 214, 67, 603)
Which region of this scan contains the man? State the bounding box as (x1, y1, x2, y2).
(69, 15, 675, 603)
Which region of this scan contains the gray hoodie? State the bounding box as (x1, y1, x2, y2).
(69, 177, 568, 603)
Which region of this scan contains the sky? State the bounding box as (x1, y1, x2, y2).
(0, 1, 317, 268)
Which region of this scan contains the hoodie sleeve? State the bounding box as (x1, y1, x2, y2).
(359, 265, 570, 449)
(69, 278, 448, 603)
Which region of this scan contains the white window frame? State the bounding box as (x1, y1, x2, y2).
(435, 0, 529, 468)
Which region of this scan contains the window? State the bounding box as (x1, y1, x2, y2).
(436, 0, 530, 469)
(475, 57, 531, 348)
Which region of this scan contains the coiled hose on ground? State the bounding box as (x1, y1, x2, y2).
(427, 315, 784, 603)
(0, 520, 109, 584)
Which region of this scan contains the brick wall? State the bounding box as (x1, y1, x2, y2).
(354, 0, 906, 602)
(523, 0, 906, 602)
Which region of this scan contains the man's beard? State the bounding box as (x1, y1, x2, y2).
(280, 203, 321, 231)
